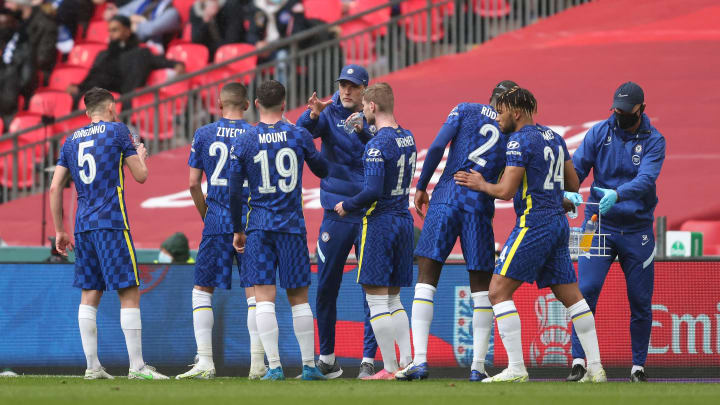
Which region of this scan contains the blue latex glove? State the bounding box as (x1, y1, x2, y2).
(563, 191, 583, 207)
(594, 187, 618, 214)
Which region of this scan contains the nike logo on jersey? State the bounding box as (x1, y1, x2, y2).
(641, 235, 650, 246)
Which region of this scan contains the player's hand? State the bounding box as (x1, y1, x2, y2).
(453, 169, 486, 191)
(563, 191, 583, 206)
(135, 143, 148, 160)
(346, 112, 363, 133)
(55, 231, 74, 256)
(307, 92, 332, 119)
(414, 189, 429, 219)
(233, 232, 246, 253)
(594, 187, 618, 215)
(334, 201, 347, 217)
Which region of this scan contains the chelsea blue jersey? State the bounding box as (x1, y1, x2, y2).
(364, 126, 417, 216)
(506, 124, 570, 227)
(57, 121, 137, 233)
(229, 121, 326, 235)
(431, 103, 507, 215)
(188, 118, 253, 235)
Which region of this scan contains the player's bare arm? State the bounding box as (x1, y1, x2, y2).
(188, 167, 207, 219)
(307, 91, 333, 120)
(125, 143, 148, 183)
(563, 158, 580, 192)
(49, 165, 73, 256)
(454, 166, 524, 200)
(414, 189, 429, 219)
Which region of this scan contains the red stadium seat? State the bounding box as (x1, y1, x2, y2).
(351, 0, 392, 26)
(303, 0, 342, 23)
(67, 43, 106, 68)
(131, 69, 190, 140)
(399, 0, 445, 42)
(340, 20, 376, 66)
(0, 118, 3, 134)
(680, 220, 720, 256)
(28, 91, 73, 118)
(174, 0, 195, 24)
(201, 44, 257, 114)
(166, 43, 209, 85)
(47, 66, 89, 91)
(474, 0, 511, 17)
(214, 43, 257, 80)
(91, 2, 107, 21)
(82, 20, 109, 44)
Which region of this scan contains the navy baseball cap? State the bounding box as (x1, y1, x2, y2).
(611, 81, 644, 112)
(336, 64, 369, 86)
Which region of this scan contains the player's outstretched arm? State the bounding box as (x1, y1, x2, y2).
(189, 167, 207, 219)
(454, 166, 524, 200)
(125, 143, 148, 183)
(49, 165, 73, 256)
(302, 130, 329, 178)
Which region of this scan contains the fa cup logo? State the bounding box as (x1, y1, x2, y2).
(530, 293, 572, 366)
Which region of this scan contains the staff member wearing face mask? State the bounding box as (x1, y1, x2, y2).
(156, 232, 196, 264)
(567, 82, 665, 383)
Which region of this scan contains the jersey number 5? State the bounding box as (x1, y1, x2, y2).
(468, 124, 500, 167)
(543, 145, 564, 190)
(78, 140, 96, 184)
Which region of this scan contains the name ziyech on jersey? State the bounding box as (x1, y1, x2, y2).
(216, 127, 246, 138)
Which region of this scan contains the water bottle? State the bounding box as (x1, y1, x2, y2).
(343, 112, 364, 134)
(579, 214, 598, 253)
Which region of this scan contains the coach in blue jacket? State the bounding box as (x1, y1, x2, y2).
(567, 82, 665, 383)
(296, 65, 378, 379)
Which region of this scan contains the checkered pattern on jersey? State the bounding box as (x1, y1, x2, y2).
(243, 230, 311, 289)
(189, 119, 253, 235)
(58, 122, 137, 232)
(506, 124, 568, 227)
(494, 215, 575, 289)
(362, 127, 417, 215)
(357, 213, 414, 287)
(414, 202, 495, 271)
(430, 103, 507, 215)
(73, 229, 139, 291)
(194, 233, 250, 289)
(230, 121, 321, 235)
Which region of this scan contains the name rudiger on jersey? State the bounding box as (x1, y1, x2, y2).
(72, 124, 107, 140)
(480, 106, 497, 120)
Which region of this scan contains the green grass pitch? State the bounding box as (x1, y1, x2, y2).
(1, 377, 718, 405)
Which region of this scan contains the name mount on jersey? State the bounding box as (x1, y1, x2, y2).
(258, 131, 288, 144)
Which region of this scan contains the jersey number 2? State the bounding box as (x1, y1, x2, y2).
(468, 124, 500, 167)
(543, 146, 564, 190)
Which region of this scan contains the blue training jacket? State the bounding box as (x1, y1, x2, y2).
(296, 91, 373, 222)
(572, 113, 665, 232)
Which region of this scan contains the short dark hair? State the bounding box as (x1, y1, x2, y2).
(363, 82, 394, 112)
(83, 87, 115, 114)
(256, 80, 285, 110)
(110, 15, 131, 28)
(220, 82, 248, 109)
(490, 80, 519, 104)
(496, 86, 537, 117)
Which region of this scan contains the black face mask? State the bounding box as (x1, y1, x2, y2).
(615, 105, 644, 130)
(0, 27, 14, 45)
